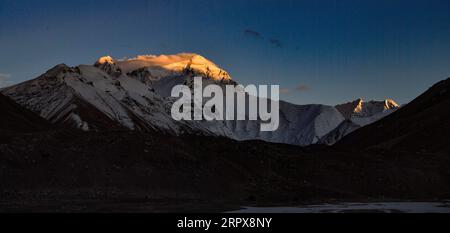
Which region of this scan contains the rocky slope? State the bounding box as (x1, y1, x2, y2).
(2, 54, 345, 146)
(320, 98, 400, 145)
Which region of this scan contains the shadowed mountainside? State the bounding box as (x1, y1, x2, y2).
(1, 79, 450, 212)
(337, 78, 450, 153)
(0, 93, 51, 133)
(1, 130, 450, 212)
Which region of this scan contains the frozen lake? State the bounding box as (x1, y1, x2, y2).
(228, 202, 450, 213)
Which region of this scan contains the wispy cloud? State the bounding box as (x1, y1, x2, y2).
(0, 73, 12, 88)
(280, 88, 291, 94)
(296, 84, 311, 92)
(243, 28, 284, 49)
(279, 84, 311, 94)
(269, 38, 283, 48)
(243, 29, 262, 39)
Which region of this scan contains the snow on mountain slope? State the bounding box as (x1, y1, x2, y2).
(212, 100, 345, 146)
(320, 98, 400, 145)
(2, 63, 189, 133)
(336, 98, 400, 126)
(0, 64, 119, 131)
(111, 53, 231, 82)
(319, 120, 361, 145)
(2, 53, 344, 146)
(349, 99, 399, 126)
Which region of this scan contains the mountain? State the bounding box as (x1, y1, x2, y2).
(337, 78, 450, 153)
(1, 53, 344, 146)
(1, 67, 450, 211)
(0, 93, 51, 132)
(336, 98, 399, 126)
(320, 98, 400, 145)
(115, 53, 232, 82)
(318, 120, 361, 145)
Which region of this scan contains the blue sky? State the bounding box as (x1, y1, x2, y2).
(1, 0, 450, 105)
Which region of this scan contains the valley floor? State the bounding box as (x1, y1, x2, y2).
(1, 130, 450, 212)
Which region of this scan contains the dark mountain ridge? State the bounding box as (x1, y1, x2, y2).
(337, 77, 450, 153)
(0, 93, 51, 132)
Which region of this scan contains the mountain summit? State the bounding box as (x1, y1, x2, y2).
(96, 53, 232, 82)
(320, 98, 400, 145)
(1, 53, 398, 146)
(336, 98, 399, 120)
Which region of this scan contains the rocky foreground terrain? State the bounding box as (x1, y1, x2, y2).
(1, 129, 449, 212)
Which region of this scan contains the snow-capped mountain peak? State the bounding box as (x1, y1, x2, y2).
(94, 56, 122, 77)
(95, 56, 115, 65)
(1, 53, 394, 147)
(335, 98, 364, 119)
(105, 53, 233, 82)
(320, 98, 400, 145)
(353, 99, 399, 119)
(336, 98, 399, 119)
(384, 99, 400, 109)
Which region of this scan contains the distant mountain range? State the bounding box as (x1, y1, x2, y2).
(321, 98, 400, 145)
(0, 53, 399, 146)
